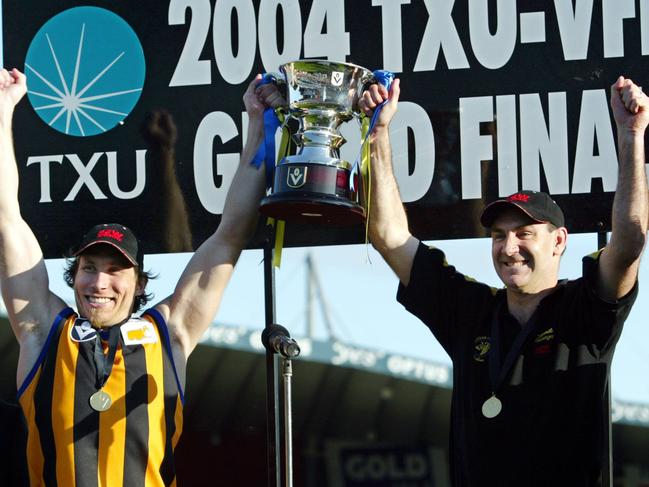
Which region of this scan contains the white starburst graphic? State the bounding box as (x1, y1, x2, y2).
(26, 23, 142, 136)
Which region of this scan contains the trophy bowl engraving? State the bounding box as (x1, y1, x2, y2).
(259, 60, 375, 225)
(283, 60, 373, 117)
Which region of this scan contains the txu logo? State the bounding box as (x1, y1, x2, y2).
(25, 7, 146, 137)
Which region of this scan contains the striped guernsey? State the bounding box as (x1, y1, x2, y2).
(18, 307, 184, 487)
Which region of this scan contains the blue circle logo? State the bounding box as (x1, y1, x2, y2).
(25, 7, 146, 137)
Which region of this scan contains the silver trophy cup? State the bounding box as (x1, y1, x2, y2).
(259, 60, 375, 225)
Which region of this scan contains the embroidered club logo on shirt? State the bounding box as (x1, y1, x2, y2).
(534, 327, 555, 343)
(473, 336, 491, 362)
(121, 319, 158, 345)
(533, 327, 555, 357)
(70, 319, 98, 342)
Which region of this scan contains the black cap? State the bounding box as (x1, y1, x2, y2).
(75, 223, 143, 268)
(480, 191, 565, 228)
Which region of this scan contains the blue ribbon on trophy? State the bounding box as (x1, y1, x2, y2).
(349, 69, 395, 193)
(250, 73, 283, 190)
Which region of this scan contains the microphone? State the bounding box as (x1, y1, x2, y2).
(262, 324, 300, 358)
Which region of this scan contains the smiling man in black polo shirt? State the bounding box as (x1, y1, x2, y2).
(360, 76, 648, 486)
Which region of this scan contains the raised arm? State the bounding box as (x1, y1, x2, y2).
(0, 69, 65, 345)
(598, 76, 649, 300)
(360, 79, 419, 285)
(154, 75, 281, 358)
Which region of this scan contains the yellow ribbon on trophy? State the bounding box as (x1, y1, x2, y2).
(360, 116, 372, 245)
(268, 110, 292, 268)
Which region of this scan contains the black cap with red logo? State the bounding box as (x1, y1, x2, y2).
(480, 191, 565, 229)
(75, 223, 144, 268)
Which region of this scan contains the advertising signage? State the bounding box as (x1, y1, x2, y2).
(3, 0, 645, 257)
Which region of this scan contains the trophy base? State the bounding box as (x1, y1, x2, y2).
(259, 162, 366, 225)
(259, 192, 366, 225)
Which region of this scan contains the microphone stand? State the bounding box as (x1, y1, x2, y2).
(282, 358, 294, 487)
(262, 323, 300, 487)
(263, 226, 300, 487)
(263, 236, 281, 487)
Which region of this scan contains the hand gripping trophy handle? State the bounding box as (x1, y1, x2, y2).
(259, 60, 382, 226)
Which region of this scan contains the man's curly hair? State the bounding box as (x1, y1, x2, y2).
(63, 253, 155, 313)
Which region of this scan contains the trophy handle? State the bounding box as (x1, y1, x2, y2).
(355, 70, 394, 119)
(260, 72, 289, 116)
(361, 70, 394, 94)
(360, 73, 378, 93)
(261, 71, 284, 87)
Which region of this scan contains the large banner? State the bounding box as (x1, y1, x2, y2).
(3, 0, 645, 257)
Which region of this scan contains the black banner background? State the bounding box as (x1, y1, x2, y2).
(3, 0, 645, 258)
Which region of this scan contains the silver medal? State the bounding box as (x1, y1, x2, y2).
(89, 390, 112, 412)
(481, 395, 502, 418)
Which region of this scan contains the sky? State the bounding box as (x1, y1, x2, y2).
(40, 231, 649, 405)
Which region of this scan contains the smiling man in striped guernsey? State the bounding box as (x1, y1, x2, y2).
(0, 68, 282, 486)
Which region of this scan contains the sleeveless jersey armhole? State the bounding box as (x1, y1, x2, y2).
(142, 308, 185, 405)
(17, 307, 76, 399)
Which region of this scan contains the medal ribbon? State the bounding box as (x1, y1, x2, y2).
(487, 300, 540, 395)
(93, 326, 121, 391)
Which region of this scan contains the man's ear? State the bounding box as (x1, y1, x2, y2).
(136, 274, 148, 296)
(554, 227, 568, 256)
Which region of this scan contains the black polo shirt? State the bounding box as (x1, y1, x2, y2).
(398, 243, 637, 487)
